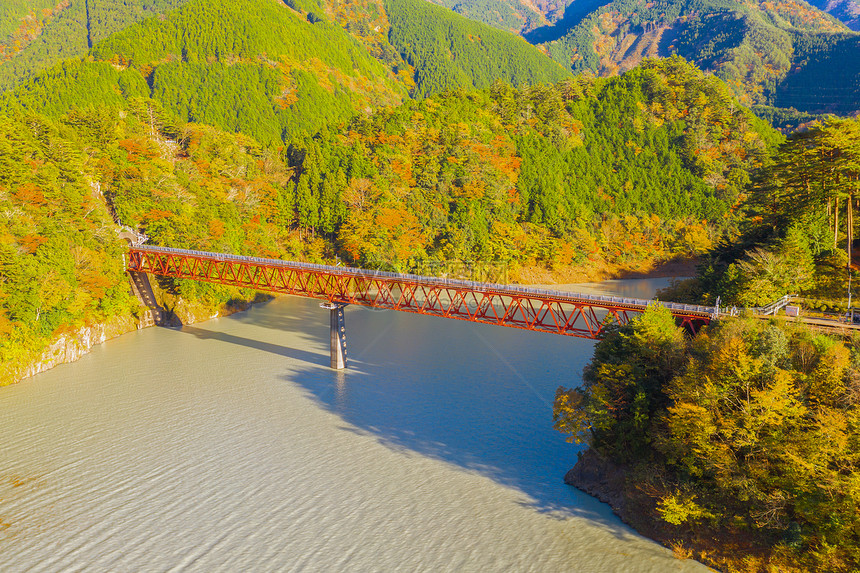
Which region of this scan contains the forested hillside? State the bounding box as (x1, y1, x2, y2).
(0, 0, 67, 55)
(260, 57, 774, 275)
(383, 0, 570, 97)
(0, 101, 320, 385)
(317, 0, 572, 97)
(0, 0, 572, 140)
(0, 0, 192, 91)
(0, 0, 407, 143)
(537, 0, 854, 108)
(554, 306, 860, 572)
(773, 32, 860, 114)
(662, 116, 860, 312)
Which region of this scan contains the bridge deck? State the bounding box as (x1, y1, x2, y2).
(127, 245, 715, 338)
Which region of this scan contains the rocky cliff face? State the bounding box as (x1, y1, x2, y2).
(14, 295, 263, 385)
(19, 314, 144, 381)
(564, 448, 629, 513)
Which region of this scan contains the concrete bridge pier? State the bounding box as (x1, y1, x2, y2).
(321, 302, 348, 369)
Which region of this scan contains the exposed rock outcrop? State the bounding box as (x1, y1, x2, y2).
(19, 314, 144, 381)
(10, 272, 266, 385)
(564, 448, 629, 514)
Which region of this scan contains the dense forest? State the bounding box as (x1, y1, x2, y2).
(282, 57, 775, 274)
(383, 0, 570, 97)
(537, 0, 855, 110)
(554, 307, 860, 571)
(661, 116, 860, 312)
(0, 0, 407, 143)
(0, 100, 316, 385)
(0, 0, 574, 143)
(0, 0, 569, 116)
(0, 0, 193, 91)
(0, 0, 66, 59)
(547, 93, 860, 573)
(773, 32, 860, 115)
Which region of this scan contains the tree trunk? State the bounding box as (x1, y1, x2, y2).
(835, 196, 840, 250)
(849, 194, 854, 270)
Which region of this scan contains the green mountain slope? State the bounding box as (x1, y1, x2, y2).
(0, 0, 192, 91)
(0, 102, 321, 384)
(285, 57, 775, 271)
(321, 0, 572, 96)
(774, 32, 860, 114)
(384, 0, 571, 97)
(0, 0, 63, 41)
(1, 0, 573, 139)
(0, 0, 407, 143)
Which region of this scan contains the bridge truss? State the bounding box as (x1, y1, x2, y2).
(127, 246, 714, 340)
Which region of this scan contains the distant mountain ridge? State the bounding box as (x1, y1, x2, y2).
(429, 0, 860, 115)
(425, 0, 550, 32)
(808, 0, 860, 29)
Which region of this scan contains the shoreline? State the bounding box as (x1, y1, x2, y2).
(5, 297, 259, 387)
(565, 449, 777, 572)
(563, 449, 698, 564)
(513, 256, 699, 285)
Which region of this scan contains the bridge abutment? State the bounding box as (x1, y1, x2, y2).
(321, 302, 348, 369)
(127, 271, 181, 327)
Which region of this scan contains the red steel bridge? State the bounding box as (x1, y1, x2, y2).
(127, 245, 718, 369)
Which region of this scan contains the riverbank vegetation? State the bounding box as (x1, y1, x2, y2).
(554, 306, 860, 571)
(0, 103, 312, 384)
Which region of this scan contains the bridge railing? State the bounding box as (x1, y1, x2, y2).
(131, 245, 720, 316)
(752, 294, 796, 316)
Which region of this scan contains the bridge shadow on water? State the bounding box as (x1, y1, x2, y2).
(177, 298, 331, 364)
(180, 325, 326, 365)
(239, 299, 641, 540)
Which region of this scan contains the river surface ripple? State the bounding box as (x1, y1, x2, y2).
(0, 278, 709, 572)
